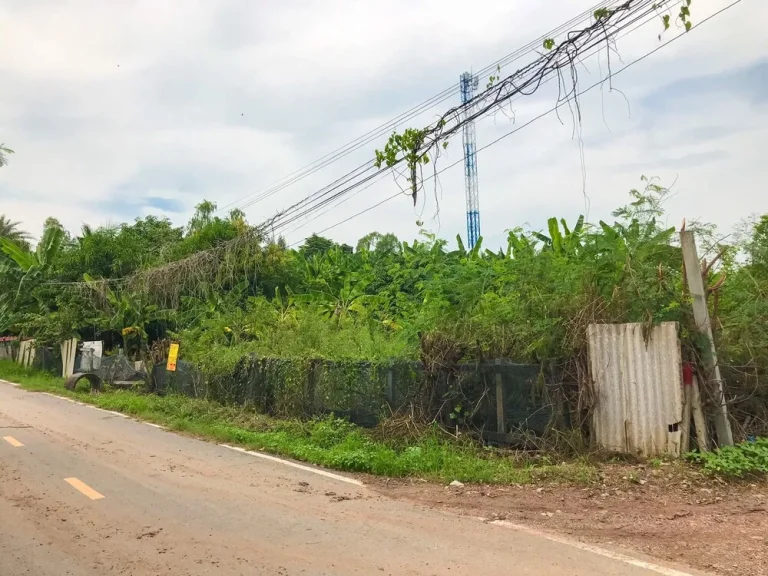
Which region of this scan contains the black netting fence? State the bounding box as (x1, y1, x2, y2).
(23, 343, 570, 443)
(31, 346, 62, 374)
(151, 355, 566, 440)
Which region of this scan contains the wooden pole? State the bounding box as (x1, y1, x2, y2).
(680, 230, 733, 446)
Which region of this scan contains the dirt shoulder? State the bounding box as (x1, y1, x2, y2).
(369, 463, 768, 576)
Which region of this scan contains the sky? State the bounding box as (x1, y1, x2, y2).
(0, 0, 765, 251)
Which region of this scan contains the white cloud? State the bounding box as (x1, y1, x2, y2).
(0, 0, 765, 251)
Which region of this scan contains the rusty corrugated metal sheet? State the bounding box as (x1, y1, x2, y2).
(587, 322, 683, 457)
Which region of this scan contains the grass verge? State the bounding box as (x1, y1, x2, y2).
(0, 359, 597, 485)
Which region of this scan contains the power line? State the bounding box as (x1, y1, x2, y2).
(210, 0, 678, 240)
(289, 190, 403, 248)
(281, 170, 396, 239)
(284, 0, 744, 246)
(216, 0, 621, 215)
(269, 0, 671, 236)
(227, 1, 672, 241)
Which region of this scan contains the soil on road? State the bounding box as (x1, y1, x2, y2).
(1, 381, 713, 575)
(375, 468, 767, 576)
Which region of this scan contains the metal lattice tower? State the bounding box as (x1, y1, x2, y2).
(460, 72, 480, 248)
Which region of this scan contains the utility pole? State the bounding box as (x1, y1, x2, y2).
(460, 72, 480, 249)
(680, 230, 734, 446)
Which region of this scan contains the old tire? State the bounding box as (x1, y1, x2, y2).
(64, 372, 103, 392)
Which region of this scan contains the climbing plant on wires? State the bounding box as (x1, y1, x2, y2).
(373, 0, 696, 204)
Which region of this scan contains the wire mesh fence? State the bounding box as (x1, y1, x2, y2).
(21, 343, 567, 444)
(152, 355, 562, 440)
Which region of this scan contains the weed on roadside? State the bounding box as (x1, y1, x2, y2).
(687, 438, 768, 478)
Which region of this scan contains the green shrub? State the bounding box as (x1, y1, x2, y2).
(687, 437, 768, 477)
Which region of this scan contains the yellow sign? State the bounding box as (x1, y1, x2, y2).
(167, 343, 180, 372)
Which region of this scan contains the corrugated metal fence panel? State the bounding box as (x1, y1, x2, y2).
(587, 322, 683, 457)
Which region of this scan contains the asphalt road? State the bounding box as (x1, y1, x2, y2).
(0, 380, 704, 576)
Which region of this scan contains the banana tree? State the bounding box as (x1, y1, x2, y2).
(451, 234, 484, 261)
(83, 274, 171, 360)
(531, 216, 585, 256)
(270, 286, 298, 326)
(0, 294, 16, 333)
(179, 278, 248, 328)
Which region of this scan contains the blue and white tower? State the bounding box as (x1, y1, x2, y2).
(459, 72, 480, 248)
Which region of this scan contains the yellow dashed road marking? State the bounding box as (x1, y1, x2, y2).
(2, 436, 24, 447)
(64, 477, 105, 500)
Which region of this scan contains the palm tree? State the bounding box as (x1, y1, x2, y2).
(0, 225, 65, 300)
(0, 215, 30, 244)
(0, 143, 13, 167)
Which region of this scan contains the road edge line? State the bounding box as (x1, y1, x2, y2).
(2, 380, 361, 487)
(485, 519, 699, 576)
(219, 444, 363, 487)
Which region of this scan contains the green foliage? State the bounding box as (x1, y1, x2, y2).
(83, 273, 170, 358)
(486, 64, 503, 88)
(374, 128, 428, 171)
(182, 301, 411, 369)
(54, 216, 184, 280)
(374, 128, 429, 202)
(300, 233, 336, 259)
(543, 38, 555, 50)
(687, 438, 768, 477)
(594, 8, 611, 20)
(745, 215, 768, 271)
(658, 0, 694, 37)
(0, 226, 65, 331)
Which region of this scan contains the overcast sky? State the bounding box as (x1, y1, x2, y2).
(1, 0, 765, 250)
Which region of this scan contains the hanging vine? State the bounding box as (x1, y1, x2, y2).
(374, 0, 696, 205)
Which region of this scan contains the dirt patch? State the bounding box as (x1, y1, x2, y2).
(369, 463, 768, 576)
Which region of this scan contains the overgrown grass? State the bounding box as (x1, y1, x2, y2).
(0, 360, 69, 392)
(0, 360, 596, 484)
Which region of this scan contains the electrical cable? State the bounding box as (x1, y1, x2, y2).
(268, 0, 671, 235)
(217, 0, 622, 214)
(284, 0, 743, 246)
